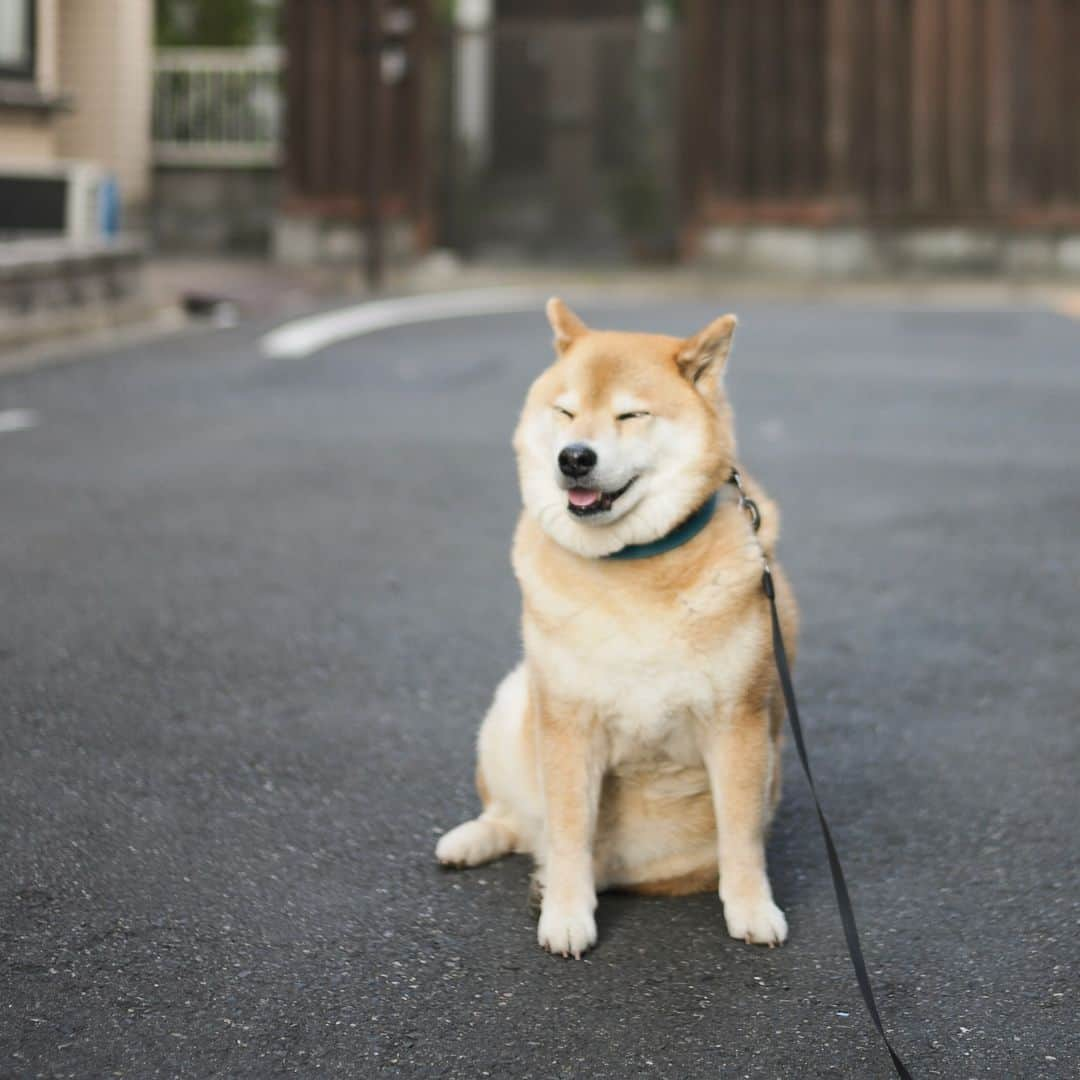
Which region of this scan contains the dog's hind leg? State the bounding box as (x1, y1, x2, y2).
(592, 769, 718, 896)
(436, 811, 517, 868)
(436, 664, 540, 868)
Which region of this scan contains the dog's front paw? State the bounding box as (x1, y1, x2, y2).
(722, 893, 788, 947)
(537, 898, 597, 958)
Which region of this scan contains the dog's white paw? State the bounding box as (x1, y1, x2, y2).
(537, 899, 597, 958)
(723, 893, 788, 947)
(435, 819, 505, 868)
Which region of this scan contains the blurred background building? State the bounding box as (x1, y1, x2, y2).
(0, 0, 152, 344)
(3, 0, 1080, 346)
(0, 0, 152, 226)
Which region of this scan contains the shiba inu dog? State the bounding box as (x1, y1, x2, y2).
(436, 299, 798, 958)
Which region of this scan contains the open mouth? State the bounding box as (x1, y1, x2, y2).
(566, 476, 637, 517)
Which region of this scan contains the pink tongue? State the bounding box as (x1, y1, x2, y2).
(568, 488, 602, 508)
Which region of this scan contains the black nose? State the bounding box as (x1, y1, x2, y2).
(558, 443, 597, 479)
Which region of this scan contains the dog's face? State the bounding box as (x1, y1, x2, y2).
(514, 299, 738, 558)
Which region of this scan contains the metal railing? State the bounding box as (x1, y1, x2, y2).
(152, 47, 283, 167)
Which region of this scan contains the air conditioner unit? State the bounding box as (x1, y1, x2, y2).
(0, 161, 118, 243)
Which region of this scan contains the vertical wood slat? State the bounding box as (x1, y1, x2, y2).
(748, 0, 765, 196)
(894, 0, 913, 213)
(872, 0, 901, 210)
(399, 7, 421, 200)
(969, 0, 987, 212)
(307, 0, 334, 197)
(338, 0, 363, 201)
(1009, 0, 1033, 206)
(725, 0, 750, 199)
(754, 0, 782, 197)
(787, 0, 818, 197)
(984, 0, 1012, 210)
(1066, 0, 1080, 202)
(384, 7, 402, 197)
(681, 0, 714, 205)
(825, 0, 854, 204)
(773, 0, 791, 197)
(910, 0, 945, 209)
(1031, 0, 1062, 203)
(849, 0, 875, 207)
(946, 0, 975, 208)
(326, 0, 344, 197)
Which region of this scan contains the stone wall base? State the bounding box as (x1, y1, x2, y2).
(0, 238, 150, 350)
(695, 226, 1080, 277)
(152, 167, 279, 254)
(272, 215, 418, 267)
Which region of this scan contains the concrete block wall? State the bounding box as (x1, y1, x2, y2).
(696, 226, 1080, 278)
(0, 239, 148, 349)
(272, 216, 417, 267)
(151, 167, 280, 254)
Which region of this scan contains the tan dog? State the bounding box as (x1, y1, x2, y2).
(436, 300, 798, 957)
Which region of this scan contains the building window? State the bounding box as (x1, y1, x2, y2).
(0, 0, 35, 80)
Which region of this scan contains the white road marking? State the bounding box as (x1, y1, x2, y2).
(0, 408, 39, 434)
(259, 286, 545, 360)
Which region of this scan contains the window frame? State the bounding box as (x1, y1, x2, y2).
(0, 0, 36, 82)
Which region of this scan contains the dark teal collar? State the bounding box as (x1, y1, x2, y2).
(604, 492, 719, 561)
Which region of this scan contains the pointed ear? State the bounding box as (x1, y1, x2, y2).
(546, 297, 589, 354)
(676, 314, 737, 388)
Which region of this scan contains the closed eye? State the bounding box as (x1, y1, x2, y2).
(616, 411, 650, 421)
(553, 405, 575, 419)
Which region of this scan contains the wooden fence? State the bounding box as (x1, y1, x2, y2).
(683, 0, 1080, 230)
(281, 0, 430, 228)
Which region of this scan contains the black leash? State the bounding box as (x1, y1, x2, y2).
(732, 471, 914, 1080)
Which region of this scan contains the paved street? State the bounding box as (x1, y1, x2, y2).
(1, 294, 1077, 1078)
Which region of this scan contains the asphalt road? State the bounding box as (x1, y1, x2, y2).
(1, 295, 1077, 1079)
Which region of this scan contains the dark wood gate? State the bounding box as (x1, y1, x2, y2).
(282, 0, 432, 239)
(683, 0, 1080, 234)
(442, 2, 682, 259)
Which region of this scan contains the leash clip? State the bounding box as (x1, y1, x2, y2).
(729, 468, 761, 533)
